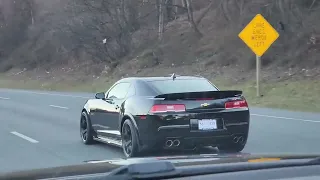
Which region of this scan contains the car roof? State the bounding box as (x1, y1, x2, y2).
(117, 76, 206, 83)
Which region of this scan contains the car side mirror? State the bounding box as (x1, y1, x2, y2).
(95, 92, 105, 100)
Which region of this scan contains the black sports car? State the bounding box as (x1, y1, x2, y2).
(80, 74, 250, 158)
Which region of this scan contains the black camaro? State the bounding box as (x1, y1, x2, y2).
(80, 74, 250, 158)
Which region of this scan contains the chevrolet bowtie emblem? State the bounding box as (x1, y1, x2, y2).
(201, 103, 209, 107)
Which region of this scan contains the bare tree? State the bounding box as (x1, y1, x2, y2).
(157, 0, 164, 40)
(195, 0, 215, 26)
(65, 0, 139, 63)
(185, 0, 202, 37)
(165, 0, 174, 21)
(0, 0, 35, 59)
(26, 0, 35, 25)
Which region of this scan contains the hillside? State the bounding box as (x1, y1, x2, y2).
(0, 0, 319, 111)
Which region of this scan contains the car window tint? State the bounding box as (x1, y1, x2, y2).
(147, 79, 218, 94)
(107, 83, 131, 99)
(126, 83, 136, 97)
(135, 81, 157, 96)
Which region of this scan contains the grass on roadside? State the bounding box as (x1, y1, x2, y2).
(0, 78, 114, 92)
(0, 76, 319, 112)
(213, 78, 320, 112)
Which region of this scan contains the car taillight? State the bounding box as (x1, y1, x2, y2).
(225, 100, 248, 109)
(149, 104, 186, 113)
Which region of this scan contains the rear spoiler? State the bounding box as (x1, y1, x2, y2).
(154, 90, 243, 100)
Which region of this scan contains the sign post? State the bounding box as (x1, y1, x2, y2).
(256, 55, 261, 96)
(238, 14, 279, 97)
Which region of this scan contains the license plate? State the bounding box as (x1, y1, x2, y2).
(198, 119, 217, 130)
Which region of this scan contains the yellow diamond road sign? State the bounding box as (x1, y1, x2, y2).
(238, 14, 279, 57)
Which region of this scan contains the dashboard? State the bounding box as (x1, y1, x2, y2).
(40, 163, 320, 180)
(173, 165, 320, 180)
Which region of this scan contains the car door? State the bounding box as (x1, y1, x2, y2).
(96, 82, 131, 137)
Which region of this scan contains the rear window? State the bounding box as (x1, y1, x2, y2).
(148, 79, 218, 94)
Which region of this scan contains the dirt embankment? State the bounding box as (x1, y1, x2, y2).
(0, 0, 318, 83)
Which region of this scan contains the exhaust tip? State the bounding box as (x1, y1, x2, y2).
(173, 139, 180, 146)
(233, 136, 239, 143)
(165, 140, 173, 147)
(238, 136, 244, 143)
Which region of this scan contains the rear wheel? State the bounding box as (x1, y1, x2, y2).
(80, 111, 95, 144)
(121, 119, 140, 158)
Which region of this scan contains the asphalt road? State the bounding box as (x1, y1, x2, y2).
(0, 88, 319, 173)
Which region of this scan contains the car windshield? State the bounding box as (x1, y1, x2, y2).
(147, 79, 218, 94)
(0, 0, 319, 178)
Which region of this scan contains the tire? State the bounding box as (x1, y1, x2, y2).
(121, 119, 140, 158)
(218, 142, 246, 153)
(80, 111, 95, 144)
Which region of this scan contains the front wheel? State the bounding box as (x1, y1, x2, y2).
(121, 119, 140, 158)
(80, 111, 95, 144)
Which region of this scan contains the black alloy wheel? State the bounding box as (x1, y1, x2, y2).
(121, 119, 139, 158)
(122, 124, 133, 155)
(80, 112, 94, 144)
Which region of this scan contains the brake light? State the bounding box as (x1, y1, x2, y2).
(149, 104, 186, 113)
(225, 100, 248, 109)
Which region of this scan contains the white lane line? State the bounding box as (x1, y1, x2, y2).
(0, 97, 10, 100)
(10, 131, 39, 143)
(31, 92, 90, 99)
(0, 89, 91, 99)
(251, 114, 320, 123)
(49, 105, 69, 109)
(26, 91, 92, 99)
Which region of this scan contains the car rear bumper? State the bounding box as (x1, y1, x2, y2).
(136, 110, 250, 151)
